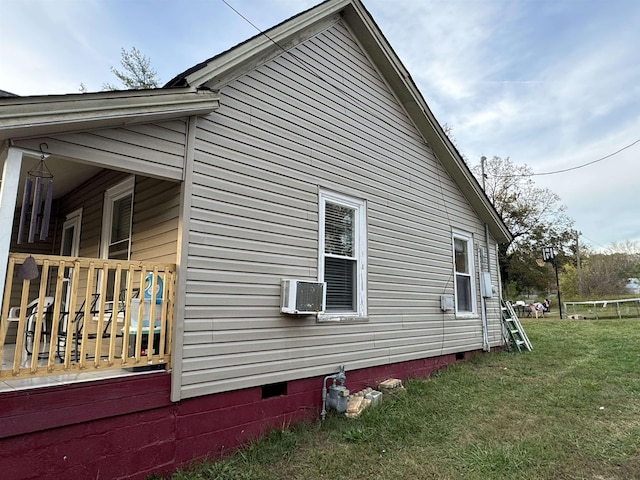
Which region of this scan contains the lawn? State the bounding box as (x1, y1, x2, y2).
(164, 319, 640, 480)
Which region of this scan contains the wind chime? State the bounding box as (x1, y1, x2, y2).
(17, 143, 54, 244)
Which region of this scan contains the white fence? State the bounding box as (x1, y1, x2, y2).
(563, 298, 640, 320)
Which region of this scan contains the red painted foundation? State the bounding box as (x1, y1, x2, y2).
(0, 353, 464, 479)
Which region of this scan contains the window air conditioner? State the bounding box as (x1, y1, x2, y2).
(281, 279, 326, 314)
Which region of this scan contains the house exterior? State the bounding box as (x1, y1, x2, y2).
(0, 1, 511, 478)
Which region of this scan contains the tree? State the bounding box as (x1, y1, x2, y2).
(604, 240, 640, 257)
(559, 262, 580, 298)
(103, 47, 160, 91)
(471, 156, 575, 296)
(580, 253, 630, 297)
(559, 239, 640, 300)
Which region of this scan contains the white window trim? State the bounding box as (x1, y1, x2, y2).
(100, 176, 134, 261)
(317, 190, 367, 322)
(60, 208, 83, 314)
(452, 229, 477, 317)
(61, 208, 83, 257)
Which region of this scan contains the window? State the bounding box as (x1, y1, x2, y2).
(60, 209, 82, 310)
(318, 190, 367, 320)
(102, 177, 134, 261)
(453, 231, 476, 315)
(61, 209, 82, 258)
(101, 177, 134, 300)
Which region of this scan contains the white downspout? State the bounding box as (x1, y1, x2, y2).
(479, 248, 490, 352)
(482, 224, 492, 351)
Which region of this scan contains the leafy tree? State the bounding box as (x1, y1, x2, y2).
(581, 253, 629, 296)
(604, 240, 640, 257)
(560, 251, 639, 299)
(471, 156, 575, 296)
(103, 47, 160, 91)
(505, 247, 555, 297)
(559, 262, 580, 298)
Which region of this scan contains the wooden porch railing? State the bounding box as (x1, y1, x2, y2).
(0, 253, 174, 379)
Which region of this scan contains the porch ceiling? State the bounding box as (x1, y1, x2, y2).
(16, 155, 102, 201)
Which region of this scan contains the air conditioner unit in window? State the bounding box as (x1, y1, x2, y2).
(281, 279, 326, 315)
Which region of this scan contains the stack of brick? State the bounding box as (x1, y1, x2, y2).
(345, 387, 382, 418)
(378, 378, 404, 393)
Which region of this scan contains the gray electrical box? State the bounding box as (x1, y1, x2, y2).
(480, 272, 493, 298)
(440, 294, 454, 311)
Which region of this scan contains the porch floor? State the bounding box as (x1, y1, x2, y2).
(0, 344, 156, 392)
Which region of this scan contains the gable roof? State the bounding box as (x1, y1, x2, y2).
(165, 0, 511, 243)
(164, 0, 343, 90)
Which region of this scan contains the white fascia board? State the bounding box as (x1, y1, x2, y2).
(186, 1, 350, 90)
(0, 88, 220, 141)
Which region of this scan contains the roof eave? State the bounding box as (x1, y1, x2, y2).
(0, 88, 220, 141)
(171, 0, 350, 90)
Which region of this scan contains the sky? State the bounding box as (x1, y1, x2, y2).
(2, 0, 639, 251)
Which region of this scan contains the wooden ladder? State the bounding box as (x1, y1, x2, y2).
(501, 300, 532, 352)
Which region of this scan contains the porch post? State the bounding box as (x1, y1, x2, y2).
(0, 147, 24, 307)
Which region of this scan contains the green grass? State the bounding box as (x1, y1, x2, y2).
(164, 319, 640, 480)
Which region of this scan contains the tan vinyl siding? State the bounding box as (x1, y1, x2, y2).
(180, 21, 502, 398)
(13, 120, 187, 181)
(59, 169, 129, 259)
(54, 171, 179, 293)
(131, 177, 180, 264)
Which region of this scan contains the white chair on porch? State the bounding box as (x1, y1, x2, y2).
(5, 297, 55, 355)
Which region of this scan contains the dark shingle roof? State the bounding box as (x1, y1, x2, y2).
(0, 89, 18, 98)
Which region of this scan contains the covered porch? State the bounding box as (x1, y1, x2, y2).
(0, 88, 219, 387)
(0, 142, 183, 384)
(1, 253, 174, 381)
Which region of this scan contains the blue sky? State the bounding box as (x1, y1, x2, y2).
(2, 0, 640, 251)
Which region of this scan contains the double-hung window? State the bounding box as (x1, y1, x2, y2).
(101, 177, 134, 301)
(318, 190, 367, 320)
(453, 230, 476, 316)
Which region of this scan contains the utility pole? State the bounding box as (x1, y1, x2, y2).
(480, 156, 487, 190)
(575, 230, 583, 297)
(542, 246, 563, 319)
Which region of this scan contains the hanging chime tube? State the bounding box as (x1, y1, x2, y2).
(17, 176, 32, 245)
(28, 175, 42, 243)
(39, 180, 53, 240)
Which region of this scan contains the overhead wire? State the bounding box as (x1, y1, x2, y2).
(534, 137, 640, 176)
(497, 136, 640, 178)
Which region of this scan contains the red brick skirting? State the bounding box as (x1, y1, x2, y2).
(0, 353, 463, 480)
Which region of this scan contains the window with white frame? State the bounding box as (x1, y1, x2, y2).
(101, 177, 134, 301)
(318, 190, 367, 319)
(103, 179, 134, 261)
(453, 230, 476, 315)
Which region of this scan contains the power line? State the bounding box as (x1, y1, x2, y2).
(580, 234, 608, 251)
(220, 0, 278, 45)
(533, 137, 640, 176)
(498, 136, 640, 178)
